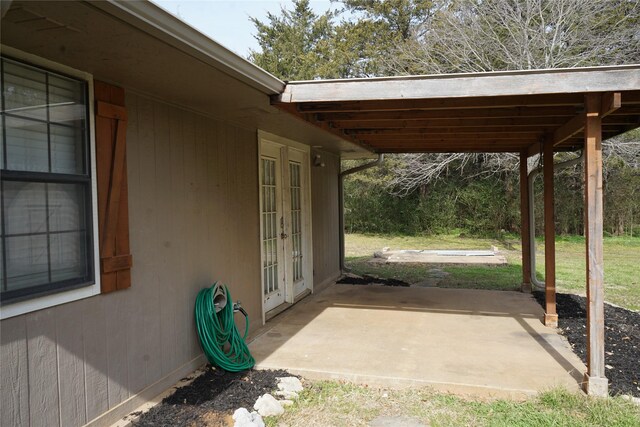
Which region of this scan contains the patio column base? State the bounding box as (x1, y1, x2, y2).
(544, 313, 558, 327)
(521, 282, 532, 293)
(583, 373, 608, 397)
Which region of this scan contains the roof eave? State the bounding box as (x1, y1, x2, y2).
(278, 66, 640, 103)
(91, 0, 285, 95)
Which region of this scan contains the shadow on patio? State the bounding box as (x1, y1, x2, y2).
(249, 284, 586, 399)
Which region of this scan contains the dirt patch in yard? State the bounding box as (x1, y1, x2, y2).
(133, 367, 293, 426)
(533, 291, 640, 398)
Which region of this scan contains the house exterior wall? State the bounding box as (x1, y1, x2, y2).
(0, 92, 267, 427)
(311, 150, 342, 291)
(1, 83, 345, 426)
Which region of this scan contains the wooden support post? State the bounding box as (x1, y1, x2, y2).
(519, 150, 532, 293)
(583, 93, 608, 396)
(543, 138, 558, 327)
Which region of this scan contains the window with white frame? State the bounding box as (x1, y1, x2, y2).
(0, 55, 95, 305)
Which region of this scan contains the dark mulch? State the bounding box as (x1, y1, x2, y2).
(337, 274, 410, 287)
(533, 291, 640, 397)
(133, 367, 293, 427)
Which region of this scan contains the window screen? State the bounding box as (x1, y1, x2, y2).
(1, 56, 94, 303)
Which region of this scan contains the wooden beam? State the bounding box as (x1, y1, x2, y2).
(366, 141, 527, 151)
(583, 93, 608, 397)
(271, 102, 375, 153)
(334, 118, 635, 132)
(543, 137, 558, 327)
(378, 147, 522, 153)
(292, 93, 584, 113)
(316, 106, 579, 122)
(332, 117, 569, 130)
(601, 92, 622, 118)
(553, 92, 621, 146)
(369, 143, 527, 150)
(520, 150, 532, 293)
(348, 128, 546, 136)
(527, 142, 543, 157)
(553, 113, 586, 147)
(279, 68, 640, 103)
(358, 135, 539, 142)
(608, 105, 640, 115)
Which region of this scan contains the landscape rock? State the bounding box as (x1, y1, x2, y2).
(275, 390, 299, 399)
(232, 408, 265, 427)
(253, 393, 285, 417)
(279, 399, 294, 406)
(277, 376, 304, 393)
(621, 395, 640, 406)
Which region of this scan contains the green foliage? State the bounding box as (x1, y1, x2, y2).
(604, 158, 640, 236)
(249, 0, 438, 79)
(344, 158, 522, 236)
(344, 152, 640, 237)
(249, 0, 335, 80)
(341, 0, 436, 40)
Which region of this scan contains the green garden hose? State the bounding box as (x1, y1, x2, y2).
(195, 282, 255, 372)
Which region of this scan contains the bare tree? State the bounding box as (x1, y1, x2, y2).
(388, 152, 520, 195)
(383, 0, 640, 194)
(393, 0, 640, 74)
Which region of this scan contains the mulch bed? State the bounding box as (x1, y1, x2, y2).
(337, 274, 410, 287)
(533, 291, 640, 397)
(133, 367, 293, 426)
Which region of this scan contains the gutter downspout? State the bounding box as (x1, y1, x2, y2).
(339, 154, 385, 272)
(528, 151, 584, 289)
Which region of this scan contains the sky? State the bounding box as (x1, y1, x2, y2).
(151, 1, 335, 58)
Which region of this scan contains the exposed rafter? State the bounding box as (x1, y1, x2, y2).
(272, 67, 640, 154)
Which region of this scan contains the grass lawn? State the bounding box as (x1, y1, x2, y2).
(345, 233, 640, 311)
(268, 382, 640, 426)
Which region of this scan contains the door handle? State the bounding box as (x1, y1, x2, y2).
(280, 216, 288, 239)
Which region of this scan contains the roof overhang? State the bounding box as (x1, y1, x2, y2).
(1, 0, 371, 157)
(273, 66, 640, 154)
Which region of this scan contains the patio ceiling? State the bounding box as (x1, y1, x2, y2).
(272, 66, 640, 154)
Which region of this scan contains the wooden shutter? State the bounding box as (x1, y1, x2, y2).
(95, 81, 132, 293)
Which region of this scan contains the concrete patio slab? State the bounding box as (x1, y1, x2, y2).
(249, 284, 586, 399)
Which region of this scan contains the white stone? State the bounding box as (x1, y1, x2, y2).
(232, 408, 265, 427)
(254, 393, 285, 417)
(279, 399, 294, 406)
(275, 390, 299, 399)
(621, 395, 640, 406)
(277, 376, 304, 393)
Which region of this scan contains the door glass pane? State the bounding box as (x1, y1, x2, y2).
(289, 162, 303, 282)
(261, 158, 279, 295)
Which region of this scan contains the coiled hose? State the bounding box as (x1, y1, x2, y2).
(195, 282, 255, 372)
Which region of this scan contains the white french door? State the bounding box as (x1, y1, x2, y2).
(259, 135, 312, 315)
